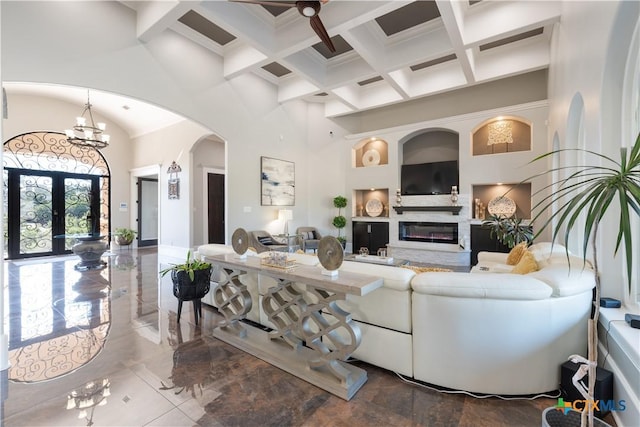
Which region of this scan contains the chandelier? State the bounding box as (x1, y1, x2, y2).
(66, 378, 111, 426)
(64, 91, 110, 149)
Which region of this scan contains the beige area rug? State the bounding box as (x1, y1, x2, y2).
(401, 265, 453, 273)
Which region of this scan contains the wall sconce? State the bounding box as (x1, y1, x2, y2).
(487, 120, 513, 152)
(167, 161, 182, 199)
(278, 209, 293, 235)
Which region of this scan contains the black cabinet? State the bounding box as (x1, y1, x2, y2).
(470, 224, 533, 265)
(470, 224, 510, 265)
(353, 221, 389, 254)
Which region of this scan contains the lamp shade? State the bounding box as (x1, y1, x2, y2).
(278, 209, 293, 222)
(278, 209, 292, 235)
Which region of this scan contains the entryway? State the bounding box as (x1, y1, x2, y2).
(3, 132, 111, 260)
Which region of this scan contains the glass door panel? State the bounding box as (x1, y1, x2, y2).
(5, 170, 101, 259)
(18, 174, 54, 255)
(64, 177, 94, 250)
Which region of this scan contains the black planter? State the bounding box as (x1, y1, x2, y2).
(171, 268, 212, 324)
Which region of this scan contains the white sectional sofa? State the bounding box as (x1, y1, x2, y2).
(195, 242, 595, 395)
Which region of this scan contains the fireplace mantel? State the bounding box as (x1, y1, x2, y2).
(393, 206, 462, 215)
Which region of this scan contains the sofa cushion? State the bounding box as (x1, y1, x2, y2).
(471, 262, 513, 273)
(411, 272, 552, 300)
(528, 242, 569, 267)
(528, 265, 595, 297)
(339, 260, 415, 291)
(506, 242, 528, 265)
(511, 250, 539, 274)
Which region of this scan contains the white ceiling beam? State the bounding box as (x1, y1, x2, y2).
(436, 0, 476, 84)
(135, 0, 193, 42)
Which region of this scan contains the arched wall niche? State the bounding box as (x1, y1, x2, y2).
(191, 134, 226, 247)
(399, 128, 459, 165)
(471, 116, 532, 156)
(352, 137, 388, 168)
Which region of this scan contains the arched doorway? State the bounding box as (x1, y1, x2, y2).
(3, 131, 111, 259)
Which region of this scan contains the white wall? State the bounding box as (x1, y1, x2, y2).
(547, 1, 639, 301)
(546, 3, 639, 427)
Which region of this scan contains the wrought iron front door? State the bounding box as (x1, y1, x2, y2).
(5, 169, 100, 259)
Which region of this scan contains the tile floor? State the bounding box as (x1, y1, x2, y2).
(1, 247, 598, 426)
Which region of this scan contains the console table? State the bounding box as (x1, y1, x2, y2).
(205, 253, 383, 400)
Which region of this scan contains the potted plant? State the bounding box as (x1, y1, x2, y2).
(531, 132, 640, 427)
(160, 251, 213, 324)
(482, 214, 533, 249)
(332, 195, 348, 248)
(114, 227, 136, 246)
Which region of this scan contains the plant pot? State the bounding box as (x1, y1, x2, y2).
(171, 268, 212, 301)
(542, 407, 612, 427)
(115, 235, 134, 246)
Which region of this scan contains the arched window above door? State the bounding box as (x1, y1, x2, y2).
(3, 131, 110, 175)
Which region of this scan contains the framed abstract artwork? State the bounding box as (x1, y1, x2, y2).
(261, 156, 294, 206)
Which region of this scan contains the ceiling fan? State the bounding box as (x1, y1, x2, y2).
(230, 1, 336, 52)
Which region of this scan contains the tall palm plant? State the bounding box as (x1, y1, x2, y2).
(530, 132, 640, 427)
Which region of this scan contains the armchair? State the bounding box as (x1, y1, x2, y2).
(296, 226, 321, 253)
(247, 230, 288, 253)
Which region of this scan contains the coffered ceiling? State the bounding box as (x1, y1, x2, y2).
(122, 0, 560, 117)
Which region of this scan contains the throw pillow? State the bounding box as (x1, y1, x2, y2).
(511, 250, 539, 274)
(306, 231, 314, 240)
(258, 236, 272, 245)
(506, 242, 528, 265)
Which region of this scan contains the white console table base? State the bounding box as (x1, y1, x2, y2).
(207, 254, 382, 401)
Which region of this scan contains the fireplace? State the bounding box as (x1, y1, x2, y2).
(399, 221, 458, 244)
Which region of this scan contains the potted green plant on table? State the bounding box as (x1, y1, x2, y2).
(482, 214, 533, 249)
(160, 250, 213, 324)
(531, 133, 640, 427)
(114, 227, 137, 246)
(332, 195, 348, 248)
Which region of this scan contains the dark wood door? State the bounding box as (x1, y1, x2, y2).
(207, 173, 225, 244)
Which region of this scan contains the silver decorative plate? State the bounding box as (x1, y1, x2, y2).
(365, 198, 383, 217)
(487, 196, 517, 217)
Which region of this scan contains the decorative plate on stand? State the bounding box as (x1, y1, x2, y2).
(365, 198, 383, 217)
(362, 149, 380, 167)
(318, 236, 344, 272)
(487, 196, 517, 217)
(231, 228, 249, 255)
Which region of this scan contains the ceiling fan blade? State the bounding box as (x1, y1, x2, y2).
(229, 0, 296, 8)
(310, 15, 335, 52)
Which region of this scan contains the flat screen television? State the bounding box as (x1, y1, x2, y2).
(401, 161, 459, 195)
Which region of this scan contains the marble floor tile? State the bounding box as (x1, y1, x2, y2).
(2, 247, 611, 427)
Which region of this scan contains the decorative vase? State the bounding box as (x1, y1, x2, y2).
(171, 267, 212, 325)
(116, 235, 134, 246)
(450, 186, 458, 206)
(171, 269, 212, 301)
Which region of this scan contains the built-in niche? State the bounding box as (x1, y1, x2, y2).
(472, 117, 532, 156)
(471, 183, 532, 220)
(353, 137, 388, 168)
(354, 188, 389, 218)
(400, 129, 459, 195)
